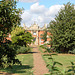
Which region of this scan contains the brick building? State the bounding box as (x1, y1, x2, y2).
(23, 22, 51, 45)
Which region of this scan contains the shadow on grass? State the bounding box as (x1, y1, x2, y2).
(28, 52, 38, 54)
(0, 65, 32, 74)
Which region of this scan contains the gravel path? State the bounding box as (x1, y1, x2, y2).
(32, 46, 49, 75)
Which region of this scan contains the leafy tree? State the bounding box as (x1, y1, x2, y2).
(0, 0, 22, 33)
(48, 2, 75, 53)
(11, 26, 33, 47)
(0, 0, 22, 68)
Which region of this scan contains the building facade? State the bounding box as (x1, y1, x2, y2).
(23, 22, 51, 45)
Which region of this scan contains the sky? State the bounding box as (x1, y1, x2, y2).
(17, 0, 75, 27)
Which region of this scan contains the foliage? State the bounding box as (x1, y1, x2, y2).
(45, 53, 75, 75)
(40, 44, 53, 53)
(40, 44, 47, 49)
(45, 53, 63, 75)
(17, 46, 31, 54)
(11, 26, 33, 47)
(67, 62, 75, 75)
(47, 2, 75, 53)
(0, 40, 22, 68)
(69, 48, 75, 54)
(0, 0, 22, 33)
(45, 47, 51, 53)
(0, 0, 22, 68)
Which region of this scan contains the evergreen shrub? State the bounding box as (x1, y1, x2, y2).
(17, 46, 31, 54)
(69, 48, 75, 54)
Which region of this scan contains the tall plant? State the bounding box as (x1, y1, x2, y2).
(0, 0, 22, 68)
(45, 54, 75, 75)
(11, 26, 33, 47)
(48, 2, 75, 53)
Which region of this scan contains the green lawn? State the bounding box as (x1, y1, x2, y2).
(39, 47, 75, 71)
(43, 54, 75, 71)
(0, 54, 33, 75)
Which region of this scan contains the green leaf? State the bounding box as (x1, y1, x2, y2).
(53, 61, 63, 66)
(71, 62, 74, 65)
(48, 57, 53, 60)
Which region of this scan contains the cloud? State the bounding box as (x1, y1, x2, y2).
(21, 2, 64, 27)
(21, 10, 32, 23)
(30, 2, 47, 14)
(19, 0, 39, 2)
(45, 5, 64, 17)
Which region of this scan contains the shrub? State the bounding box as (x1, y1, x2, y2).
(17, 46, 31, 54)
(11, 26, 33, 47)
(72, 49, 75, 54)
(46, 47, 51, 53)
(40, 44, 52, 53)
(69, 48, 75, 54)
(0, 41, 22, 68)
(40, 44, 47, 49)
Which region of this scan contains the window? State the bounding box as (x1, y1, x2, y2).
(33, 32, 36, 35)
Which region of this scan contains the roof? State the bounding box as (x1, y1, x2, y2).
(23, 23, 47, 31)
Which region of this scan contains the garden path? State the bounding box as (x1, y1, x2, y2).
(32, 45, 49, 75)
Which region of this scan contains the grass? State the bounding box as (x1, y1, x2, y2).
(0, 54, 33, 75)
(39, 47, 75, 72)
(43, 54, 75, 71)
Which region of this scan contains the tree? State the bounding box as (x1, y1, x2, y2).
(0, 0, 22, 67)
(11, 26, 33, 47)
(0, 0, 22, 33)
(48, 2, 75, 53)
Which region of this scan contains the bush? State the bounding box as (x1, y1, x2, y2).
(46, 47, 51, 53)
(69, 48, 75, 54)
(0, 40, 22, 68)
(72, 49, 75, 54)
(40, 44, 47, 49)
(17, 46, 31, 54)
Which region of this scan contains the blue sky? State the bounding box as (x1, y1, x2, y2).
(1, 0, 75, 27)
(16, 0, 75, 27)
(17, 0, 75, 9)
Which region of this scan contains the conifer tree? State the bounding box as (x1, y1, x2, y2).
(48, 2, 75, 52)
